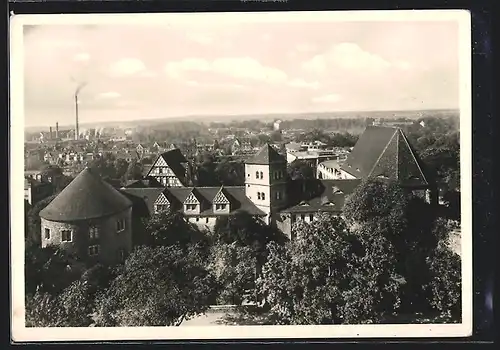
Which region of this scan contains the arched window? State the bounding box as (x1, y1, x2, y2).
(260, 171, 263, 179)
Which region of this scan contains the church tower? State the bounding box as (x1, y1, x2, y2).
(245, 144, 287, 224)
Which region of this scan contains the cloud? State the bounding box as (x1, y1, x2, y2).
(73, 52, 90, 62)
(108, 58, 147, 77)
(289, 78, 320, 90)
(303, 43, 400, 73)
(165, 57, 288, 84)
(96, 91, 121, 99)
(311, 93, 342, 104)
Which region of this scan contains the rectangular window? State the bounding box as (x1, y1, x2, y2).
(309, 214, 314, 222)
(88, 245, 99, 256)
(61, 230, 72, 242)
(206, 217, 209, 223)
(257, 192, 261, 200)
(158, 168, 163, 174)
(44, 228, 50, 240)
(185, 204, 197, 211)
(89, 226, 99, 240)
(155, 204, 168, 213)
(275, 191, 281, 200)
(255, 171, 259, 179)
(262, 193, 266, 200)
(215, 204, 227, 210)
(301, 214, 305, 221)
(196, 217, 199, 222)
(116, 219, 126, 232)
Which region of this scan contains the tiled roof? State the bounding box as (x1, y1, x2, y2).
(123, 178, 163, 188)
(167, 186, 266, 216)
(40, 167, 133, 222)
(246, 144, 286, 165)
(340, 126, 430, 186)
(281, 179, 361, 213)
(120, 187, 165, 217)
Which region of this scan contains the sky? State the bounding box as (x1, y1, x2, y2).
(21, 14, 461, 128)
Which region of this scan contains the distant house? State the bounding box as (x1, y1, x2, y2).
(24, 177, 54, 206)
(273, 120, 282, 131)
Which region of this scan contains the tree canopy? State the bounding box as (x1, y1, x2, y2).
(92, 245, 217, 326)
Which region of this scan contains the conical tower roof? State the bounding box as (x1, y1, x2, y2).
(246, 144, 286, 164)
(39, 167, 132, 222)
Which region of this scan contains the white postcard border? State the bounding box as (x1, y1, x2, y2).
(10, 10, 473, 342)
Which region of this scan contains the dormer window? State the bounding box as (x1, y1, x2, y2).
(215, 204, 227, 211)
(185, 204, 197, 211)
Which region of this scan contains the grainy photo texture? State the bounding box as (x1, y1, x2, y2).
(10, 11, 472, 341)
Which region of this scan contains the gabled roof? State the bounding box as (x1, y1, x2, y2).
(246, 143, 286, 165)
(40, 167, 133, 222)
(213, 186, 233, 204)
(184, 188, 204, 205)
(159, 186, 265, 216)
(146, 149, 189, 185)
(340, 126, 430, 186)
(281, 179, 361, 213)
(120, 187, 165, 217)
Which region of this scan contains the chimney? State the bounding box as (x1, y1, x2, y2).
(49, 126, 53, 140)
(75, 93, 79, 140)
(55, 122, 59, 139)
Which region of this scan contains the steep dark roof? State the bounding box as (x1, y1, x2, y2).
(246, 144, 286, 165)
(340, 126, 430, 186)
(146, 149, 189, 185)
(39, 167, 133, 222)
(281, 179, 361, 213)
(120, 187, 165, 217)
(162, 186, 266, 216)
(123, 178, 163, 188)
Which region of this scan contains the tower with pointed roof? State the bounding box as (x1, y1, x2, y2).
(245, 144, 287, 224)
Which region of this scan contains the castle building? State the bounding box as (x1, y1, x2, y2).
(38, 126, 436, 259)
(39, 167, 133, 265)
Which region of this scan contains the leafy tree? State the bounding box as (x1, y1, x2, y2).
(124, 160, 144, 182)
(25, 290, 64, 327)
(425, 248, 461, 321)
(208, 243, 255, 305)
(210, 211, 287, 304)
(287, 160, 315, 180)
(144, 210, 209, 252)
(39, 164, 63, 179)
(25, 244, 83, 297)
(26, 194, 57, 247)
(343, 179, 461, 318)
(114, 158, 130, 181)
(92, 245, 217, 326)
(215, 159, 245, 186)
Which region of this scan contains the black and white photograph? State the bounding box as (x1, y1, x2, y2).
(10, 10, 472, 341)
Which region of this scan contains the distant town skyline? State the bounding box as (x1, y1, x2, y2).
(22, 13, 461, 127)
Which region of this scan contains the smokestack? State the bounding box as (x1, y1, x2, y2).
(75, 93, 79, 140)
(55, 122, 59, 139)
(49, 126, 53, 140)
